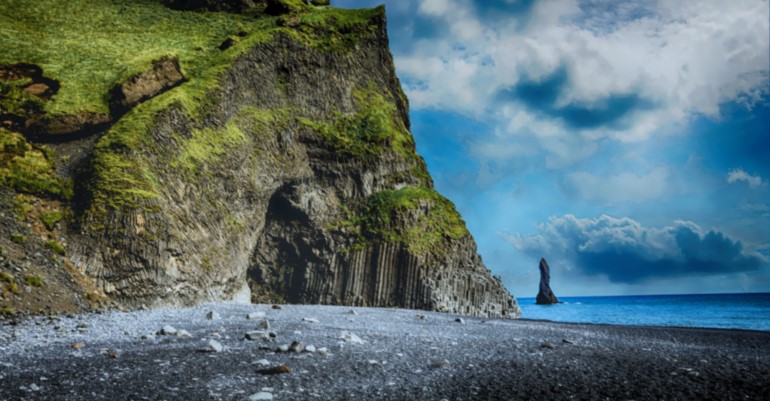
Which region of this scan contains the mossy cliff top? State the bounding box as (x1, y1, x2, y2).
(0, 0, 380, 117)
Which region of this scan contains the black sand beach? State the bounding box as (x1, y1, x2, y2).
(1, 303, 768, 401)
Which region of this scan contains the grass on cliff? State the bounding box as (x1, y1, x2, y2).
(342, 186, 469, 255)
(0, 0, 384, 212)
(299, 83, 414, 157)
(0, 0, 384, 117)
(0, 0, 253, 116)
(0, 129, 73, 199)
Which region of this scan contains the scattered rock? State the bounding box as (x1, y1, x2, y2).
(562, 339, 575, 345)
(289, 341, 305, 353)
(257, 365, 291, 375)
(158, 325, 177, 336)
(72, 342, 85, 350)
(317, 347, 328, 356)
(245, 331, 271, 341)
(206, 311, 220, 320)
(302, 317, 319, 323)
(431, 359, 450, 369)
(455, 318, 465, 324)
(304, 345, 316, 353)
(277, 344, 290, 353)
(248, 312, 266, 320)
(249, 391, 273, 401)
(340, 331, 364, 344)
(540, 342, 555, 349)
(109, 56, 184, 116)
(257, 319, 270, 330)
(203, 340, 224, 353)
(346, 309, 358, 315)
(417, 314, 426, 320)
(177, 330, 192, 339)
(271, 304, 282, 310)
(255, 359, 270, 366)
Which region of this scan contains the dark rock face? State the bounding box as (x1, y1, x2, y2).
(536, 258, 559, 305)
(0, 6, 520, 319)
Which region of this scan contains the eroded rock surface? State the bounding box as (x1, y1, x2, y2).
(109, 56, 184, 116)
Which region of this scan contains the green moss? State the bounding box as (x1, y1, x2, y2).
(294, 6, 381, 51)
(173, 121, 246, 174)
(0, 307, 17, 315)
(0, 0, 263, 116)
(0, 79, 45, 120)
(344, 187, 469, 255)
(45, 239, 66, 255)
(23, 274, 43, 287)
(10, 233, 26, 244)
(1, 272, 19, 294)
(40, 210, 65, 230)
(300, 83, 413, 157)
(0, 129, 72, 199)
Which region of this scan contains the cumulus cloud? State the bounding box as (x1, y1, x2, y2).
(346, 0, 769, 168)
(501, 215, 767, 283)
(727, 168, 766, 188)
(564, 166, 671, 204)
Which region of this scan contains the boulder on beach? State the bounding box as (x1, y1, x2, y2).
(536, 258, 559, 305)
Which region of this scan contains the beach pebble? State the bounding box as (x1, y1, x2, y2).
(302, 317, 320, 323)
(177, 330, 192, 339)
(206, 311, 220, 320)
(289, 341, 305, 353)
(203, 340, 223, 353)
(340, 331, 364, 344)
(158, 325, 177, 336)
(249, 391, 273, 400)
(256, 359, 270, 366)
(247, 312, 266, 320)
(245, 331, 271, 341)
(431, 359, 450, 369)
(257, 319, 270, 330)
(305, 345, 316, 353)
(540, 342, 555, 349)
(455, 318, 465, 324)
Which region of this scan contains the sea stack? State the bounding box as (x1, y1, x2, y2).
(536, 258, 559, 305)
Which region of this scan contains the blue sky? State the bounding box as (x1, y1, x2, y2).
(333, 0, 770, 297)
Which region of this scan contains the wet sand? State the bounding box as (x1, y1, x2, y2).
(1, 303, 768, 400)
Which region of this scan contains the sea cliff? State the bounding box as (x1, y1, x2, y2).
(0, 0, 520, 318)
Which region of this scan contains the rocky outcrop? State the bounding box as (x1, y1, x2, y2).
(2, 3, 521, 318)
(536, 258, 559, 305)
(109, 56, 185, 117)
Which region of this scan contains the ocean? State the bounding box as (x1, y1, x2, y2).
(517, 292, 770, 331)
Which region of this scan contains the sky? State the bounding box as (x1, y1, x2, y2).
(332, 0, 770, 297)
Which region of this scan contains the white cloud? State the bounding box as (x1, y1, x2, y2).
(392, 0, 769, 168)
(727, 168, 766, 188)
(565, 166, 671, 204)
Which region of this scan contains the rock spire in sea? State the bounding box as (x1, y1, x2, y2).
(536, 258, 559, 305)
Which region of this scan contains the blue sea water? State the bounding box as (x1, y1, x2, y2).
(517, 293, 770, 331)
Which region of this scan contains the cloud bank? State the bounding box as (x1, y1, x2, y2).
(502, 215, 767, 283)
(388, 0, 769, 167)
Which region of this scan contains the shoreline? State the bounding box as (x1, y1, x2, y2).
(2, 303, 769, 400)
